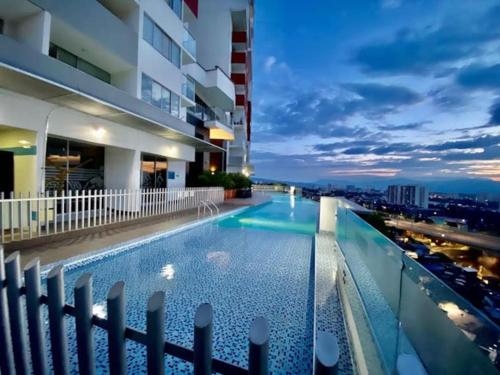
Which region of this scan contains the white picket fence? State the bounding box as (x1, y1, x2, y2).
(0, 187, 224, 243)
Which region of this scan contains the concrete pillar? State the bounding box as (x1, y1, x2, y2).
(104, 147, 141, 191)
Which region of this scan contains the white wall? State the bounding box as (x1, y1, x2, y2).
(6, 11, 51, 54)
(141, 0, 184, 47)
(167, 160, 186, 188)
(0, 90, 196, 190)
(104, 147, 141, 190)
(189, 0, 232, 76)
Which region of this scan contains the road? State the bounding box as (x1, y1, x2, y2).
(386, 218, 500, 253)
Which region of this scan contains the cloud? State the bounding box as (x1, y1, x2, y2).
(381, 0, 401, 9)
(425, 134, 500, 151)
(488, 101, 500, 125)
(379, 121, 431, 131)
(353, 6, 500, 75)
(428, 86, 469, 110)
(264, 56, 277, 72)
(456, 63, 500, 91)
(253, 82, 422, 139)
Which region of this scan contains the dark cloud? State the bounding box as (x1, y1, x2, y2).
(428, 86, 469, 110)
(425, 134, 500, 151)
(253, 83, 421, 138)
(313, 139, 384, 152)
(456, 63, 500, 91)
(489, 101, 500, 125)
(371, 143, 419, 154)
(353, 6, 500, 75)
(379, 121, 431, 131)
(342, 146, 373, 155)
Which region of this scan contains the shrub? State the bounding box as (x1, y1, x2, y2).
(195, 171, 251, 190)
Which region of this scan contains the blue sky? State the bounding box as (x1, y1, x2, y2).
(250, 0, 500, 186)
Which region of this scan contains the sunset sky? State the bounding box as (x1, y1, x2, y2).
(251, 0, 500, 186)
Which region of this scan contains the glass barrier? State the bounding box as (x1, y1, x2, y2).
(336, 207, 499, 374)
(183, 28, 197, 58)
(182, 75, 195, 101)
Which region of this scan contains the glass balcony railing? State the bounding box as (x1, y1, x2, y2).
(335, 207, 499, 374)
(183, 27, 196, 59)
(182, 75, 195, 102)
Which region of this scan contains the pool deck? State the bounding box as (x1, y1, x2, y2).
(4, 194, 272, 267)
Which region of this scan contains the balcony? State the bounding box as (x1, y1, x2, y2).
(318, 197, 499, 374)
(182, 26, 196, 64)
(182, 63, 235, 111)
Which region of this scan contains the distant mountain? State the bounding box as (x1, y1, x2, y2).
(253, 176, 500, 196)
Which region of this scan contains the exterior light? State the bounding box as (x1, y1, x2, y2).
(18, 140, 30, 145)
(94, 127, 106, 139)
(210, 166, 216, 175)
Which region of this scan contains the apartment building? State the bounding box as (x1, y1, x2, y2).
(0, 0, 253, 196)
(387, 184, 429, 208)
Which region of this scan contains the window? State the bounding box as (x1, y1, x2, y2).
(45, 137, 104, 192)
(48, 43, 110, 83)
(161, 87, 171, 113)
(141, 74, 153, 104)
(143, 13, 182, 69)
(171, 93, 180, 118)
(143, 15, 154, 44)
(171, 43, 181, 68)
(164, 0, 182, 19)
(141, 153, 168, 188)
(152, 81, 162, 108)
(141, 74, 181, 118)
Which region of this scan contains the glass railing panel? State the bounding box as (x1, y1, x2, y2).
(337, 208, 401, 372)
(336, 205, 500, 374)
(183, 28, 196, 58)
(400, 256, 499, 374)
(182, 75, 195, 101)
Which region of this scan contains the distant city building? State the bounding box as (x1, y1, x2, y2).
(387, 185, 429, 208)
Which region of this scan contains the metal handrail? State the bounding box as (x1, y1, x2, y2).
(197, 200, 213, 218)
(206, 199, 220, 215)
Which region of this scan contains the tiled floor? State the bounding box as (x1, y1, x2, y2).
(315, 232, 354, 374)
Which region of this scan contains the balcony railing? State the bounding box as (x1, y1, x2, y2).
(335, 205, 499, 374)
(183, 27, 196, 59)
(182, 75, 195, 102)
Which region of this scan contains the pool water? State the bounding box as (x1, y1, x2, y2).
(55, 194, 319, 373)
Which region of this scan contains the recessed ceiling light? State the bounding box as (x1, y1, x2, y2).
(18, 140, 30, 145)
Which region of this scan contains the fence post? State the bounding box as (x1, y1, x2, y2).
(24, 258, 48, 375)
(146, 291, 165, 375)
(5, 252, 29, 375)
(193, 303, 213, 375)
(74, 273, 96, 375)
(248, 317, 269, 375)
(107, 281, 126, 375)
(0, 246, 15, 375)
(314, 331, 339, 375)
(47, 264, 70, 375)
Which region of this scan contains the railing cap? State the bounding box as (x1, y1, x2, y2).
(75, 273, 92, 289)
(147, 291, 165, 312)
(249, 316, 269, 345)
(315, 331, 339, 368)
(194, 303, 213, 328)
(107, 281, 125, 300)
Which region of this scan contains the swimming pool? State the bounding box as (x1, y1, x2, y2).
(56, 193, 319, 373)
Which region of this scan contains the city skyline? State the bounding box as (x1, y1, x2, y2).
(251, 0, 500, 190)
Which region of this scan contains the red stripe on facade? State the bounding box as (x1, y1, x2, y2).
(184, 0, 198, 17)
(235, 95, 245, 106)
(231, 73, 246, 85)
(232, 31, 247, 43)
(231, 52, 246, 64)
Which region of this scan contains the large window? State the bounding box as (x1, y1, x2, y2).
(45, 137, 104, 192)
(141, 153, 168, 188)
(143, 14, 181, 68)
(141, 74, 180, 117)
(49, 44, 111, 83)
